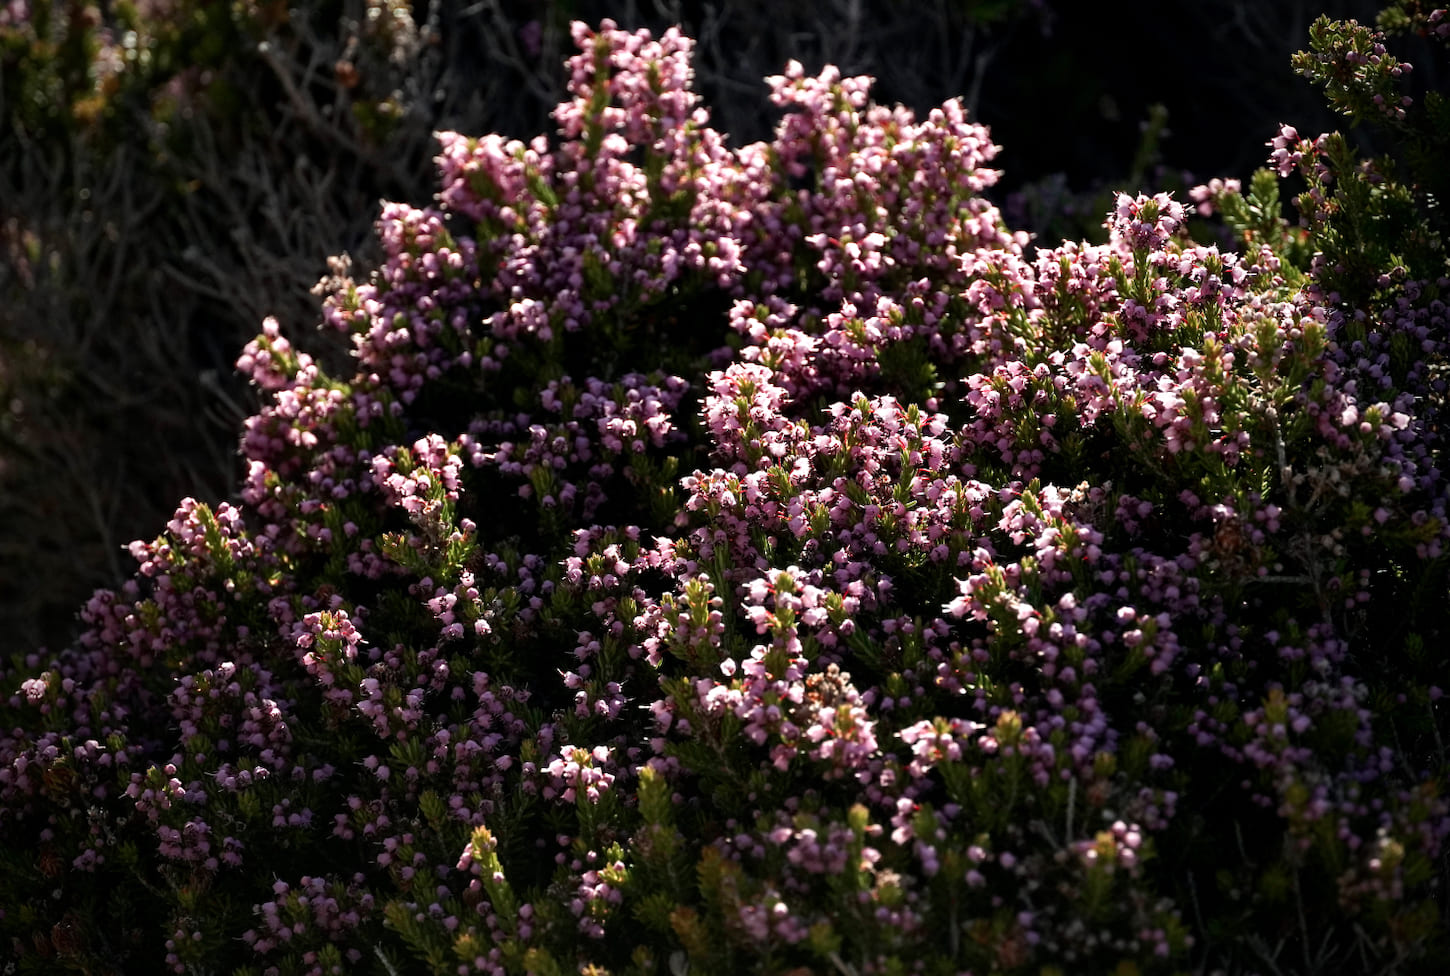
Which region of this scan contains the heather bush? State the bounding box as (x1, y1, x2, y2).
(0, 0, 1045, 655)
(3, 7, 1450, 976)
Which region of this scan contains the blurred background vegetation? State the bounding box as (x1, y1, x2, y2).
(0, 0, 1394, 652)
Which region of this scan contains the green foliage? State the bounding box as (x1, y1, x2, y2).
(1289, 8, 1450, 305)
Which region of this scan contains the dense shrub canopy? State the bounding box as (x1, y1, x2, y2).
(3, 8, 1450, 976)
(0, 0, 1056, 654)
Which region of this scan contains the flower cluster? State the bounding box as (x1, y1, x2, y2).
(3, 11, 1449, 976)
